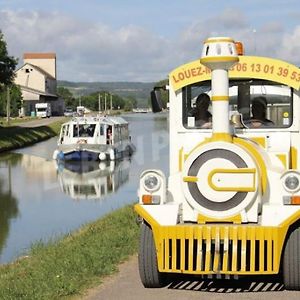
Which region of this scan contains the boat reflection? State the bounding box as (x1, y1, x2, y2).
(56, 159, 131, 200)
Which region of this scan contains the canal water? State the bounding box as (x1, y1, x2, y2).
(0, 113, 169, 264)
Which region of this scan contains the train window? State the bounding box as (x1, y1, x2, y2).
(182, 79, 293, 129)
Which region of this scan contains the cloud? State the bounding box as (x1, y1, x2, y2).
(0, 9, 174, 81)
(0, 8, 299, 82)
(277, 25, 300, 65)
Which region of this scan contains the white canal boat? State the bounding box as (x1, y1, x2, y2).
(53, 115, 135, 161)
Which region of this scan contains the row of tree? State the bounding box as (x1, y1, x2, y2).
(0, 30, 22, 118)
(57, 87, 138, 112)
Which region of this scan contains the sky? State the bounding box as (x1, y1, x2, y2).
(0, 0, 300, 82)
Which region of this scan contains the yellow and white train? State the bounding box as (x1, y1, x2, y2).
(135, 37, 300, 289)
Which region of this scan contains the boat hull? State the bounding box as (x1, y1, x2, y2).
(55, 143, 135, 161)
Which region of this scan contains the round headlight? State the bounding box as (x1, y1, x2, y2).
(285, 175, 300, 191)
(144, 174, 160, 192)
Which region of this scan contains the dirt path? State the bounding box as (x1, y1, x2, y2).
(82, 255, 300, 300)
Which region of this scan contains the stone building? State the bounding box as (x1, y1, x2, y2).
(14, 53, 64, 116)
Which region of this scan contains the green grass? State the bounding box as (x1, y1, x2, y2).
(0, 120, 64, 152)
(0, 205, 139, 300)
(0, 117, 37, 127)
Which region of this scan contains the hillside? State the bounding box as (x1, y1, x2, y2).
(58, 81, 156, 107)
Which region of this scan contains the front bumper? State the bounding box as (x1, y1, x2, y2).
(135, 204, 297, 275)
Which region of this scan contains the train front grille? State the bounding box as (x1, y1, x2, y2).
(156, 225, 286, 275)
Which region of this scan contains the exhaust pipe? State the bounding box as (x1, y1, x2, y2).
(200, 37, 239, 142)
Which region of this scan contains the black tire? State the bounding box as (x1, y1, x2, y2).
(138, 223, 165, 288)
(283, 224, 300, 290)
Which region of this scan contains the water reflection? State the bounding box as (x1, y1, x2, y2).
(57, 160, 130, 201)
(0, 154, 21, 259)
(0, 113, 169, 263)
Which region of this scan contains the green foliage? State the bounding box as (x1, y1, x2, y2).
(0, 84, 22, 117)
(154, 79, 169, 109)
(76, 91, 138, 112)
(58, 81, 154, 108)
(57, 87, 74, 108)
(0, 205, 139, 299)
(0, 31, 18, 86)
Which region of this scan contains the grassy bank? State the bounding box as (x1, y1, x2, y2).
(0, 120, 63, 152)
(0, 205, 139, 299)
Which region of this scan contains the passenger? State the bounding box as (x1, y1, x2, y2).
(87, 125, 94, 137)
(250, 96, 274, 127)
(107, 127, 112, 145)
(193, 93, 212, 128)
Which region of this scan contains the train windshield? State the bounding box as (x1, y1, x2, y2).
(182, 79, 293, 129)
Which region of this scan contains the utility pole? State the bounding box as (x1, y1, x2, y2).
(98, 93, 101, 114)
(110, 94, 112, 113)
(6, 86, 10, 125)
(104, 93, 107, 114)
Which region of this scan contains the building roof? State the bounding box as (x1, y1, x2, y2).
(19, 85, 58, 98)
(23, 53, 56, 59)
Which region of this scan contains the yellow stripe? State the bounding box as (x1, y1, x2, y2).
(291, 146, 297, 169)
(134, 204, 159, 228)
(197, 213, 242, 224)
(211, 95, 229, 101)
(241, 227, 247, 272)
(222, 227, 229, 271)
(276, 154, 287, 169)
(250, 227, 256, 272)
(232, 227, 238, 272)
(250, 137, 266, 148)
(178, 147, 183, 171)
(183, 176, 198, 182)
(188, 227, 194, 271)
(204, 37, 234, 44)
(210, 132, 233, 143)
(204, 227, 211, 272)
(200, 56, 239, 63)
(233, 137, 267, 194)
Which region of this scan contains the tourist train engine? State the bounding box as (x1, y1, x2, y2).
(135, 36, 300, 290)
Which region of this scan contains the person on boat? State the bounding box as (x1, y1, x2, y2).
(249, 96, 274, 127)
(192, 93, 212, 128)
(107, 127, 112, 145)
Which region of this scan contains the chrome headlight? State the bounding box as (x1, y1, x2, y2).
(285, 175, 299, 190)
(143, 173, 161, 192)
(282, 171, 300, 193)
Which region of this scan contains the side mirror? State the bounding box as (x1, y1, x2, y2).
(150, 89, 163, 113)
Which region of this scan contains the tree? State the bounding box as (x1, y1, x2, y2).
(150, 79, 169, 109)
(57, 86, 74, 108)
(9, 85, 22, 117)
(0, 31, 18, 87)
(0, 84, 22, 117)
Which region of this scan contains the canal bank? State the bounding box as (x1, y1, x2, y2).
(0, 205, 139, 299)
(0, 118, 65, 153)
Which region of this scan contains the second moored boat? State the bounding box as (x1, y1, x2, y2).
(53, 115, 135, 161)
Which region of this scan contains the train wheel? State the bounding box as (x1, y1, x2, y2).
(283, 224, 300, 290)
(138, 223, 165, 288)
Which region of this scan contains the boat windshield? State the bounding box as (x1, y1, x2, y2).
(73, 124, 96, 137)
(182, 79, 293, 129)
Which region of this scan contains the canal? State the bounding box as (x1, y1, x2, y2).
(0, 113, 168, 264)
